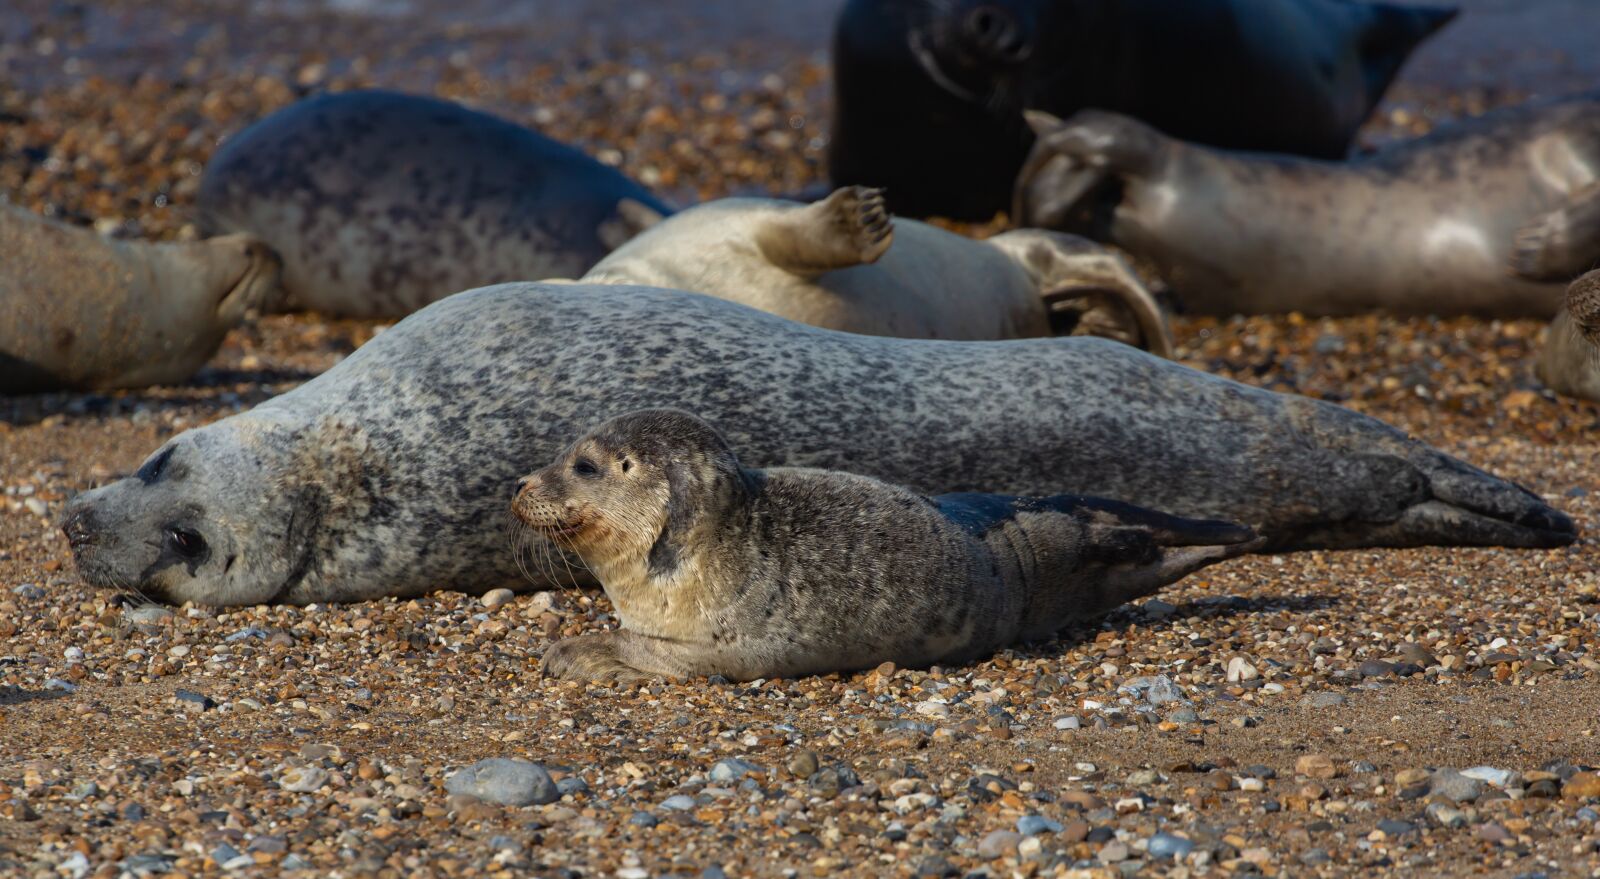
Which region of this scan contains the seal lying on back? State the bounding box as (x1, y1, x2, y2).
(1, 204, 280, 394)
(1013, 97, 1600, 317)
(1536, 270, 1600, 403)
(830, 0, 1454, 219)
(61, 284, 1571, 608)
(197, 89, 671, 318)
(582, 186, 1172, 354)
(516, 409, 1259, 683)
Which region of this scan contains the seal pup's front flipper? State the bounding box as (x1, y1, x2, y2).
(1510, 182, 1600, 282)
(1012, 110, 1169, 232)
(752, 185, 893, 278)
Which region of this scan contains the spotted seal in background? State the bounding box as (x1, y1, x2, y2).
(516, 409, 1258, 683)
(581, 186, 1172, 354)
(829, 0, 1455, 219)
(197, 89, 672, 318)
(1537, 270, 1600, 403)
(61, 283, 1572, 607)
(1013, 97, 1600, 317)
(1, 203, 280, 394)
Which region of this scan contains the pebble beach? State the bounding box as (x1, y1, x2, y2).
(4, 1, 1600, 877)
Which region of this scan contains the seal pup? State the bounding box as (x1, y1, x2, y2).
(581, 186, 1172, 354)
(1, 203, 280, 395)
(60, 284, 1572, 608)
(514, 409, 1259, 683)
(829, 0, 1454, 219)
(1013, 97, 1600, 317)
(197, 89, 672, 318)
(1536, 270, 1600, 403)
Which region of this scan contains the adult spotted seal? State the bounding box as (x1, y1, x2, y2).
(829, 0, 1454, 219)
(1536, 270, 1600, 403)
(581, 186, 1172, 353)
(197, 89, 671, 318)
(516, 409, 1258, 683)
(61, 283, 1571, 608)
(1013, 97, 1600, 317)
(1, 204, 280, 395)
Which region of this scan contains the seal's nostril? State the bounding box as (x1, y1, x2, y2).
(62, 505, 96, 547)
(515, 477, 531, 495)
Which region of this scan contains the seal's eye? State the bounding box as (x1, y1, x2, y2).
(572, 458, 601, 478)
(165, 527, 207, 560)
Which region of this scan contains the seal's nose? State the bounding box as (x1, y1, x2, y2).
(61, 504, 98, 548)
(964, 4, 1029, 63)
(514, 477, 532, 496)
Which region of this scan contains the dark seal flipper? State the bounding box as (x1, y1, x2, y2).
(1510, 183, 1600, 282)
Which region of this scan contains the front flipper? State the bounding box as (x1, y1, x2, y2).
(1510, 182, 1600, 281)
(752, 185, 893, 278)
(1012, 110, 1169, 231)
(540, 630, 696, 684)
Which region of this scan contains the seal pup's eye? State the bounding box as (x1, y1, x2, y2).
(573, 458, 601, 478)
(165, 527, 207, 560)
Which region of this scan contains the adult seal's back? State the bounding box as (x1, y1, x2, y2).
(829, 0, 1455, 219)
(198, 90, 672, 318)
(61, 284, 1571, 608)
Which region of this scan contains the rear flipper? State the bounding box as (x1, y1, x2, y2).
(986, 229, 1175, 357)
(1012, 110, 1169, 232)
(1011, 495, 1261, 640)
(754, 185, 892, 278)
(1510, 183, 1600, 281)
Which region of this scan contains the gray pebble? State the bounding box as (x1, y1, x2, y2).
(1425, 802, 1468, 829)
(1299, 692, 1347, 709)
(629, 811, 659, 828)
(1054, 716, 1082, 730)
(1377, 818, 1415, 836)
(1167, 707, 1200, 724)
(1016, 814, 1062, 836)
(1147, 832, 1194, 860)
(556, 776, 589, 796)
(1429, 769, 1486, 803)
(884, 821, 908, 841)
(661, 795, 696, 811)
(1142, 599, 1177, 617)
(709, 758, 763, 783)
(1358, 659, 1395, 678)
(175, 689, 216, 711)
(11, 584, 44, 599)
(125, 605, 173, 626)
(978, 829, 1021, 859)
(444, 758, 558, 806)
(245, 836, 285, 854)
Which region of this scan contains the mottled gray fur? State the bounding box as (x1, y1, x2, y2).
(1014, 96, 1600, 316)
(520, 409, 1258, 682)
(61, 283, 1573, 607)
(197, 90, 670, 318)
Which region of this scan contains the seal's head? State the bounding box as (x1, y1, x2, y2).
(60, 413, 379, 606)
(911, 0, 1037, 107)
(1566, 269, 1600, 353)
(511, 410, 750, 581)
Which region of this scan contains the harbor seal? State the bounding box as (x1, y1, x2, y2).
(61, 283, 1572, 608)
(829, 0, 1454, 219)
(197, 89, 672, 318)
(516, 409, 1259, 683)
(1536, 270, 1600, 403)
(1, 203, 280, 395)
(581, 185, 1172, 354)
(1013, 96, 1600, 317)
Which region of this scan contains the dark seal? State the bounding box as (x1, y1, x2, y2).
(828, 0, 1455, 219)
(198, 89, 671, 318)
(515, 409, 1260, 683)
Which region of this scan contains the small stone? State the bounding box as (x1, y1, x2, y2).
(1358, 659, 1394, 678)
(1299, 692, 1347, 709)
(883, 821, 908, 841)
(481, 588, 515, 609)
(1426, 802, 1468, 829)
(628, 811, 658, 827)
(709, 758, 763, 783)
(1430, 769, 1486, 803)
(1377, 818, 1415, 836)
(978, 829, 1022, 859)
(786, 750, 820, 778)
(661, 795, 696, 811)
(1477, 822, 1513, 844)
(277, 765, 329, 793)
(1098, 841, 1130, 863)
(246, 836, 286, 854)
(1397, 643, 1438, 666)
(126, 605, 173, 626)
(1394, 768, 1431, 787)
(1168, 707, 1200, 724)
(1054, 716, 1082, 730)
(1148, 832, 1194, 860)
(1295, 754, 1338, 780)
(1016, 814, 1062, 836)
(1226, 656, 1258, 682)
(1142, 599, 1177, 617)
(1564, 772, 1600, 799)
(1238, 777, 1265, 792)
(444, 758, 558, 806)
(1059, 819, 1091, 843)
(174, 689, 216, 711)
(1461, 766, 1517, 789)
(1230, 716, 1257, 728)
(914, 699, 951, 717)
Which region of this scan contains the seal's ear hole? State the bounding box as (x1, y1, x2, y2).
(620, 458, 633, 474)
